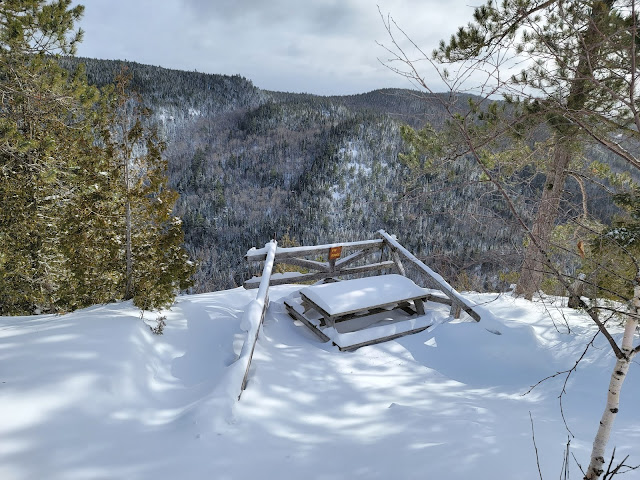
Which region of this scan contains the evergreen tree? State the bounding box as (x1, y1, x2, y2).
(102, 71, 194, 310)
(589, 190, 640, 299)
(57, 84, 124, 310)
(0, 1, 86, 314)
(0, 3, 193, 314)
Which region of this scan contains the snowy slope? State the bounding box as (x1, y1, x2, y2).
(1, 287, 639, 480)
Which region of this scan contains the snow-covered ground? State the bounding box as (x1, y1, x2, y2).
(1, 286, 639, 480)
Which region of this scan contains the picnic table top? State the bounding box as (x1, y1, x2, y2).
(299, 274, 427, 317)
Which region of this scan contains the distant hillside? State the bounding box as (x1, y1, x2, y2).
(58, 57, 619, 293)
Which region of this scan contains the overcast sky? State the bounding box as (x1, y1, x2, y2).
(71, 1, 475, 96)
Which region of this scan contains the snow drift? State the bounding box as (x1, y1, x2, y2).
(1, 287, 638, 480)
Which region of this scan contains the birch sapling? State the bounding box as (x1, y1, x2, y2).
(584, 279, 639, 479)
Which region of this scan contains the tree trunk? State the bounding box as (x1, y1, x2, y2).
(567, 273, 587, 309)
(584, 282, 639, 479)
(124, 140, 133, 300)
(515, 140, 572, 299)
(515, 0, 614, 300)
(124, 198, 133, 300)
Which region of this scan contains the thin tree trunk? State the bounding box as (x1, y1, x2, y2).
(584, 279, 639, 480)
(515, 141, 572, 299)
(123, 135, 133, 301)
(124, 198, 133, 300)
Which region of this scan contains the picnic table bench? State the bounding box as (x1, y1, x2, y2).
(298, 274, 427, 327)
(300, 274, 428, 326)
(284, 274, 433, 351)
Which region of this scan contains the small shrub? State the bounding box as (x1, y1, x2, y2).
(149, 315, 166, 335)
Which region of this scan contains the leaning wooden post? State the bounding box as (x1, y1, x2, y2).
(378, 229, 480, 322)
(238, 240, 277, 400)
(390, 248, 406, 276)
(378, 232, 406, 276)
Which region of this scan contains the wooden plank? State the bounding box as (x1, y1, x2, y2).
(300, 292, 333, 326)
(243, 271, 307, 288)
(424, 294, 467, 319)
(239, 297, 268, 394)
(378, 245, 390, 276)
(284, 301, 331, 342)
(336, 324, 432, 351)
(328, 257, 337, 274)
(328, 305, 415, 324)
(275, 257, 329, 272)
(390, 248, 406, 276)
(398, 303, 418, 316)
(335, 245, 382, 269)
(424, 294, 453, 306)
(243, 261, 396, 288)
(245, 239, 384, 261)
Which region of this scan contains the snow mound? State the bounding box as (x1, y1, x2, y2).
(1, 287, 638, 480)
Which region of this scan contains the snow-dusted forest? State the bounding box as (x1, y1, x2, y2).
(59, 57, 630, 294)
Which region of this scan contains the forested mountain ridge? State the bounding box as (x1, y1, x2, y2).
(58, 57, 621, 293)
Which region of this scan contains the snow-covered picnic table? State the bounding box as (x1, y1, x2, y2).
(299, 274, 427, 327)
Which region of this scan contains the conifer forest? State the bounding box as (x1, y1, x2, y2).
(56, 57, 632, 296)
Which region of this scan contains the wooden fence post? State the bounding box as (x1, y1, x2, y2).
(238, 240, 277, 400)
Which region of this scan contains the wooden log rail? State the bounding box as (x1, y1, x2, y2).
(237, 239, 277, 400)
(244, 239, 398, 288)
(244, 231, 481, 323)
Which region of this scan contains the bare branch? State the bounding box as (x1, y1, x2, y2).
(529, 412, 544, 480)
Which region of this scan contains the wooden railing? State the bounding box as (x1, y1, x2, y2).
(237, 240, 277, 400)
(244, 230, 481, 322)
(244, 238, 396, 288)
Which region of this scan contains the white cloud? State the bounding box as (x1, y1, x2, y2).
(72, 0, 477, 95)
